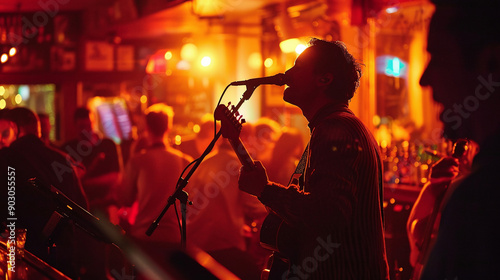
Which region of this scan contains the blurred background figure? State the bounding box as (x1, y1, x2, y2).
(60, 107, 123, 279)
(0, 107, 88, 279)
(119, 103, 193, 273)
(38, 112, 54, 147)
(267, 127, 306, 186)
(177, 113, 220, 159)
(0, 109, 17, 150)
(249, 117, 281, 167)
(186, 138, 267, 280)
(61, 107, 122, 222)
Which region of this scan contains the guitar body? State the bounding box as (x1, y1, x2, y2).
(259, 173, 305, 279)
(260, 212, 300, 280)
(261, 252, 290, 280)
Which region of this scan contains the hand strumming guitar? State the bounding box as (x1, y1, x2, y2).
(238, 160, 269, 197)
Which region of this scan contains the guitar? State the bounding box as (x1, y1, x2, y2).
(411, 139, 469, 280)
(214, 104, 296, 280)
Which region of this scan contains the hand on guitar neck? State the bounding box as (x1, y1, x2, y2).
(214, 104, 270, 197)
(238, 160, 270, 197)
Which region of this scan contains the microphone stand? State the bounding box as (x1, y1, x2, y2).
(145, 84, 258, 250)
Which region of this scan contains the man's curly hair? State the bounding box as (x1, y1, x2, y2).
(307, 38, 363, 101)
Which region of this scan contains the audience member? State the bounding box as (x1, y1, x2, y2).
(0, 107, 88, 278)
(186, 139, 267, 279)
(178, 113, 220, 159)
(267, 127, 306, 186)
(61, 107, 122, 222)
(119, 103, 193, 263)
(251, 117, 281, 167)
(38, 113, 53, 147)
(0, 109, 17, 149)
(418, 0, 500, 279)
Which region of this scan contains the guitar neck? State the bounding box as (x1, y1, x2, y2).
(227, 137, 255, 170)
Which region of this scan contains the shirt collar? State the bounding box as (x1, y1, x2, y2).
(307, 102, 351, 132)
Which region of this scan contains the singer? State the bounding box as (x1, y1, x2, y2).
(238, 38, 389, 279)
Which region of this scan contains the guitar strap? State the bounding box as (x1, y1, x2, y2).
(287, 143, 309, 190)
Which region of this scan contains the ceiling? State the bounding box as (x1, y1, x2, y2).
(0, 0, 330, 40)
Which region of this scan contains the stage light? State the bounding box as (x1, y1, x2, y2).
(174, 135, 182, 145)
(15, 94, 22, 104)
(200, 56, 211, 67)
(386, 7, 398, 14)
(181, 43, 198, 61)
(0, 99, 5, 109)
(1, 54, 8, 63)
(164, 51, 173, 60)
(295, 44, 307, 54)
(264, 58, 274, 68)
(248, 52, 262, 70)
(280, 38, 301, 53)
(140, 95, 147, 104)
(9, 47, 17, 56)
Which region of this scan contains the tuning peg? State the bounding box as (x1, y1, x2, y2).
(241, 119, 246, 124)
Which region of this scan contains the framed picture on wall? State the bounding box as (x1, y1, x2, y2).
(116, 45, 135, 71)
(85, 41, 114, 71)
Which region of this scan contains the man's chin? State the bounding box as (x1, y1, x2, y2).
(283, 88, 293, 104)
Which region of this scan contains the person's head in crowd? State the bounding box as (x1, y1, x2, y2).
(254, 117, 281, 146)
(8, 107, 41, 139)
(38, 113, 51, 144)
(144, 103, 174, 142)
(272, 127, 305, 161)
(197, 113, 219, 140)
(74, 107, 95, 138)
(420, 0, 500, 144)
(0, 109, 18, 149)
(284, 38, 362, 118)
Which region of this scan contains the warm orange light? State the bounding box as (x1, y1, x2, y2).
(181, 43, 198, 61)
(295, 44, 307, 54)
(279, 38, 301, 53)
(9, 47, 17, 56)
(14, 94, 22, 104)
(174, 135, 182, 145)
(248, 52, 262, 70)
(164, 51, 173, 60)
(373, 115, 381, 126)
(193, 124, 201, 133)
(264, 58, 273, 68)
(0, 99, 6, 109)
(1, 54, 8, 63)
(200, 56, 211, 67)
(140, 95, 148, 104)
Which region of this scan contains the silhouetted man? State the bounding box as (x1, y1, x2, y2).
(419, 0, 500, 279)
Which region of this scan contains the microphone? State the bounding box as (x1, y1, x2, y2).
(231, 73, 287, 86)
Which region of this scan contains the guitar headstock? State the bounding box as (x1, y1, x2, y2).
(214, 104, 245, 141)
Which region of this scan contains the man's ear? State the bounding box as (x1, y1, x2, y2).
(317, 73, 333, 85)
